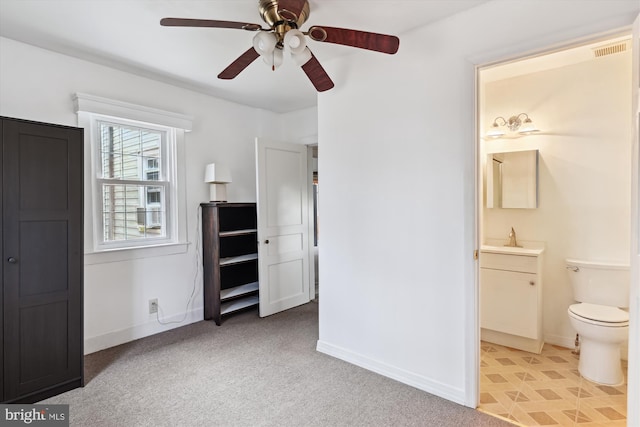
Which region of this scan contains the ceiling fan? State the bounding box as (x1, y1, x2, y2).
(160, 0, 400, 92)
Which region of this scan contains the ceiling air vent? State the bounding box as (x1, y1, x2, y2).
(592, 41, 628, 58)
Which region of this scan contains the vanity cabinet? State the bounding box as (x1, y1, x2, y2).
(480, 246, 544, 353)
(201, 202, 259, 326)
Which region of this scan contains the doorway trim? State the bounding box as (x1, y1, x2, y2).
(466, 24, 639, 421)
(307, 144, 318, 300)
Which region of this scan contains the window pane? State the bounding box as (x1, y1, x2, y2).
(102, 184, 165, 242)
(122, 154, 140, 180)
(142, 133, 160, 158)
(121, 128, 141, 155)
(102, 152, 122, 179)
(100, 123, 162, 181)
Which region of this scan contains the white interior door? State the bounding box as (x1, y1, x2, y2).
(256, 138, 311, 317)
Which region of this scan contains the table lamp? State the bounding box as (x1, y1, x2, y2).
(204, 163, 232, 202)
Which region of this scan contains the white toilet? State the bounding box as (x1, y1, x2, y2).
(566, 259, 629, 386)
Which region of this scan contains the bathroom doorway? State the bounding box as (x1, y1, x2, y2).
(476, 34, 634, 425)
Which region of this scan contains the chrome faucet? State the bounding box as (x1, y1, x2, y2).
(505, 227, 522, 247)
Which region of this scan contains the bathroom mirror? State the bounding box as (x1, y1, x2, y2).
(486, 150, 538, 209)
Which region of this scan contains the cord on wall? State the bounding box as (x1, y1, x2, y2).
(154, 206, 203, 325)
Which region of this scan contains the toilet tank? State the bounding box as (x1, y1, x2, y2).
(566, 259, 630, 307)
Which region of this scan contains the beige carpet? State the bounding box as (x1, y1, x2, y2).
(41, 301, 513, 427)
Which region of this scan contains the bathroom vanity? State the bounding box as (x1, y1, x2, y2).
(480, 242, 545, 353)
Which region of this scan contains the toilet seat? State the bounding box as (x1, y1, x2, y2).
(568, 303, 629, 327)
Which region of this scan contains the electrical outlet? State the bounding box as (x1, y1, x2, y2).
(149, 298, 158, 314)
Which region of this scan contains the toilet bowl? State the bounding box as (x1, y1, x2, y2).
(566, 259, 629, 386)
(568, 303, 629, 385)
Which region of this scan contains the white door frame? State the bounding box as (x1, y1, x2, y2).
(307, 145, 317, 301)
(467, 23, 640, 422)
(627, 14, 640, 427)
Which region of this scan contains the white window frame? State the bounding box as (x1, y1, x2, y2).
(94, 117, 173, 249)
(75, 93, 192, 264)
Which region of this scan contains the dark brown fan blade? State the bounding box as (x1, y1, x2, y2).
(160, 18, 263, 31)
(308, 26, 399, 54)
(218, 48, 261, 80)
(300, 53, 334, 92)
(277, 0, 306, 22)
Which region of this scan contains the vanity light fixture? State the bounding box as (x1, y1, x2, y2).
(487, 113, 539, 138)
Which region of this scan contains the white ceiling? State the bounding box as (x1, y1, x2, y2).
(0, 0, 489, 113)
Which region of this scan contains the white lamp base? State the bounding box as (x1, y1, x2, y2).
(209, 183, 228, 202)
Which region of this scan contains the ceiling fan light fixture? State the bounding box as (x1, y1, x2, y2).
(262, 47, 284, 70)
(292, 47, 312, 66)
(284, 29, 307, 54)
(161, 0, 400, 92)
(253, 31, 277, 55)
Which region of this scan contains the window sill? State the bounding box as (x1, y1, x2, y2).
(84, 242, 190, 265)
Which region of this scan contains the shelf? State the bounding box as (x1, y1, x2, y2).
(220, 253, 258, 266)
(220, 281, 259, 301)
(219, 229, 257, 237)
(201, 202, 258, 325)
(221, 295, 259, 315)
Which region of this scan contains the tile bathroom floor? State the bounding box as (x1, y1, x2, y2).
(478, 341, 628, 426)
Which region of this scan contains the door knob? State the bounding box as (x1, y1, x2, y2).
(264, 239, 270, 244)
(7, 257, 17, 264)
(529, 281, 535, 286)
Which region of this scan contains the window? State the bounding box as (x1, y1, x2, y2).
(98, 121, 169, 244)
(75, 93, 192, 258)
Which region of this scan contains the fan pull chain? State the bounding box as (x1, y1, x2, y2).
(272, 50, 275, 71)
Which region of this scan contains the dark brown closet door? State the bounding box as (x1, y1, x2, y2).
(0, 118, 4, 403)
(2, 117, 83, 402)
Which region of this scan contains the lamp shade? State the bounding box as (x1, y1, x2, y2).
(518, 118, 539, 134)
(486, 124, 506, 138)
(284, 29, 307, 54)
(253, 32, 277, 56)
(204, 163, 232, 183)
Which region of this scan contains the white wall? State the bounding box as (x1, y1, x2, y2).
(280, 106, 318, 144)
(0, 36, 298, 353)
(481, 51, 632, 349)
(316, 0, 639, 406)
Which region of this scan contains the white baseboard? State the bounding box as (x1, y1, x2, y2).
(84, 308, 203, 355)
(316, 340, 466, 405)
(543, 333, 575, 349)
(482, 328, 544, 354)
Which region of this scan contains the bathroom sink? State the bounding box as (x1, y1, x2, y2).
(481, 244, 544, 256)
